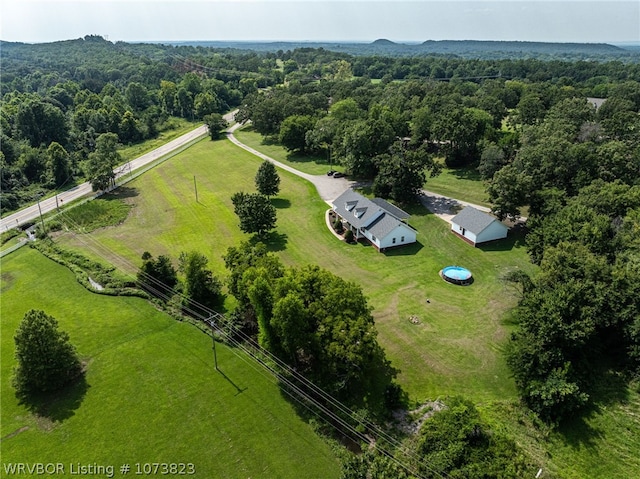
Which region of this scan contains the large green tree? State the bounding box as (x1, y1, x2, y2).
(255, 160, 280, 197)
(84, 132, 121, 191)
(372, 142, 437, 204)
(203, 113, 228, 140)
(178, 251, 223, 314)
(278, 114, 315, 153)
(137, 252, 178, 300)
(47, 142, 71, 187)
(231, 191, 277, 237)
(13, 310, 82, 395)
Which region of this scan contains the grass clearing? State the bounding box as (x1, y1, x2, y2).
(25, 132, 640, 477)
(58, 195, 132, 233)
(425, 161, 492, 207)
(234, 127, 343, 176)
(1, 247, 341, 478)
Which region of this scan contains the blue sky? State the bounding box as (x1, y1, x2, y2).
(1, 1, 638, 44)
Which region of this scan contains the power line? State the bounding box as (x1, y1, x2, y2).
(53, 210, 446, 479)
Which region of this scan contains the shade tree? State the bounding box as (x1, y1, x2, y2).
(203, 113, 228, 140)
(13, 309, 82, 395)
(178, 251, 223, 313)
(231, 191, 277, 237)
(372, 142, 437, 204)
(254, 160, 280, 197)
(84, 132, 121, 191)
(278, 114, 315, 153)
(137, 252, 178, 300)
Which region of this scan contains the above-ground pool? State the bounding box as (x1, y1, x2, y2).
(440, 266, 473, 285)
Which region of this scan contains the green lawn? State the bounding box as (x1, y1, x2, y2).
(21, 132, 640, 478)
(424, 162, 492, 208)
(1, 248, 341, 478)
(234, 127, 343, 176)
(57, 136, 535, 403)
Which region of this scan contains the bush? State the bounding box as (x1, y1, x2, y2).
(344, 229, 354, 243)
(333, 218, 344, 233)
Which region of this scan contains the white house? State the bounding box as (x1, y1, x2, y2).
(332, 189, 417, 251)
(450, 206, 508, 246)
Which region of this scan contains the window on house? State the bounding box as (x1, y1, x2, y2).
(392, 237, 396, 244)
(401, 236, 405, 242)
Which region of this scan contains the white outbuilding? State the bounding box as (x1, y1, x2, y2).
(450, 206, 508, 246)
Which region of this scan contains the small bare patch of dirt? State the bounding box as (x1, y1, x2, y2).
(1, 271, 16, 293)
(391, 400, 446, 435)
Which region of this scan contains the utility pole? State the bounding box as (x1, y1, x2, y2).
(36, 196, 45, 233)
(209, 315, 218, 370)
(212, 333, 218, 370)
(193, 176, 199, 203)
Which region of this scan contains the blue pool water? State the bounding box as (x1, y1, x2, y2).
(442, 266, 472, 282)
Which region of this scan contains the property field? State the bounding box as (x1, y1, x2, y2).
(1, 247, 341, 478)
(234, 127, 343, 176)
(49, 134, 640, 478)
(57, 136, 534, 403)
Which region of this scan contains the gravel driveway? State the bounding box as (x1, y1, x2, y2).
(227, 123, 493, 223)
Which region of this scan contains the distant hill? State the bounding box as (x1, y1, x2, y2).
(371, 39, 397, 46)
(156, 39, 639, 62)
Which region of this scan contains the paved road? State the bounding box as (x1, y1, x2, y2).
(0, 123, 213, 232)
(2, 112, 497, 232)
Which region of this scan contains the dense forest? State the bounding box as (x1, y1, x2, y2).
(170, 39, 639, 62)
(2, 35, 640, 476)
(0, 36, 283, 210)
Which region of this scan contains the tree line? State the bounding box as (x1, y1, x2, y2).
(234, 52, 640, 426)
(1, 36, 282, 212)
(5, 37, 640, 431)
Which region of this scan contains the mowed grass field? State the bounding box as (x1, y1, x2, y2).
(234, 127, 491, 208)
(1, 248, 341, 478)
(234, 128, 344, 176)
(22, 132, 640, 478)
(58, 136, 535, 403)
